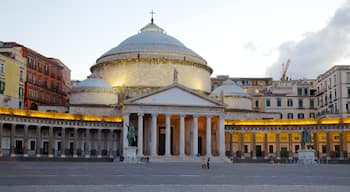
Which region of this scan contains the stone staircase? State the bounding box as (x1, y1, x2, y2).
(148, 156, 230, 163)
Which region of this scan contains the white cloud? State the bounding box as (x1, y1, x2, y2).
(266, 0, 350, 80)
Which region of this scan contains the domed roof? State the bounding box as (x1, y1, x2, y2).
(76, 74, 114, 90)
(97, 20, 203, 62)
(211, 79, 250, 97)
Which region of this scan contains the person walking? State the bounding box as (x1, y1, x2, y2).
(207, 157, 210, 169)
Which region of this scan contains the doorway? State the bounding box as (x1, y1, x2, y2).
(334, 145, 340, 158)
(198, 136, 202, 156)
(15, 140, 23, 154)
(256, 145, 262, 157)
(43, 141, 48, 154)
(158, 127, 173, 155)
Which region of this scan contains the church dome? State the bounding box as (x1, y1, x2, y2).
(211, 79, 250, 97)
(76, 75, 114, 90)
(91, 18, 213, 96)
(96, 21, 205, 64)
(210, 79, 252, 111)
(70, 74, 118, 106)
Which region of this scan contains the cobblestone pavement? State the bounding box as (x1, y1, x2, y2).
(0, 162, 349, 191)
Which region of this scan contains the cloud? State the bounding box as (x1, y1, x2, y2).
(266, 1, 350, 80)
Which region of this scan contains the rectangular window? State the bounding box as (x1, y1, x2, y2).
(347, 72, 350, 83)
(297, 88, 302, 96)
(309, 113, 315, 118)
(297, 113, 304, 119)
(269, 145, 274, 153)
(298, 99, 303, 108)
(52, 96, 56, 105)
(45, 64, 49, 74)
(348, 88, 350, 97)
(0, 60, 4, 73)
(0, 81, 5, 94)
(18, 87, 24, 98)
(255, 100, 259, 108)
(277, 98, 281, 107)
(310, 99, 314, 109)
(304, 88, 308, 96)
(287, 113, 293, 119)
(244, 145, 248, 153)
(19, 70, 24, 82)
(287, 99, 293, 107)
(266, 99, 271, 107)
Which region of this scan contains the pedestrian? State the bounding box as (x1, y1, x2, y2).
(207, 157, 210, 169)
(202, 157, 207, 169)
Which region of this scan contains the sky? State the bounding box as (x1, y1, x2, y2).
(1, 0, 349, 80)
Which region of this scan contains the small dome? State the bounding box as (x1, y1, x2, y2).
(70, 74, 118, 106)
(211, 79, 250, 97)
(97, 21, 204, 63)
(76, 74, 114, 90)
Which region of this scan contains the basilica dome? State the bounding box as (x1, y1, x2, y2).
(211, 79, 252, 110)
(90, 19, 213, 97)
(70, 74, 118, 106)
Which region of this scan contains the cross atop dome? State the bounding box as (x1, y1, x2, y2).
(150, 10, 156, 24)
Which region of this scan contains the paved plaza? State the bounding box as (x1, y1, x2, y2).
(0, 161, 349, 191)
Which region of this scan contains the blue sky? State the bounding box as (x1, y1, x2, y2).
(1, 0, 348, 80)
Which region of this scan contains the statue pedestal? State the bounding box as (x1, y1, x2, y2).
(124, 146, 137, 163)
(298, 149, 316, 164)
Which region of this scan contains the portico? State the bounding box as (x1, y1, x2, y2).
(122, 83, 225, 159)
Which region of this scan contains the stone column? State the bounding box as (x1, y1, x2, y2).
(23, 125, 29, 157)
(339, 129, 344, 159)
(313, 131, 318, 159)
(192, 115, 198, 157)
(276, 131, 280, 160)
(165, 114, 171, 156)
(288, 131, 293, 160)
(0, 123, 3, 157)
(48, 126, 54, 158)
(326, 130, 331, 160)
(109, 129, 114, 158)
(35, 126, 41, 157)
(137, 113, 144, 156)
(10, 124, 15, 157)
(264, 131, 268, 159)
(73, 128, 78, 158)
(206, 115, 212, 157)
(85, 129, 90, 158)
(229, 129, 233, 159)
(97, 129, 102, 158)
(179, 114, 185, 157)
(252, 131, 256, 159)
(240, 130, 245, 159)
(61, 127, 66, 158)
(151, 113, 158, 156)
(219, 116, 225, 157)
(122, 114, 129, 156)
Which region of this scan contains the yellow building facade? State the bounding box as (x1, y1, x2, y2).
(0, 46, 26, 109)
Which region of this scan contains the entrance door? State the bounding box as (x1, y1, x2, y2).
(158, 127, 165, 155)
(15, 140, 23, 154)
(57, 141, 61, 156)
(69, 142, 74, 155)
(158, 127, 173, 155)
(198, 136, 202, 156)
(256, 145, 262, 157)
(334, 145, 340, 158)
(43, 141, 48, 154)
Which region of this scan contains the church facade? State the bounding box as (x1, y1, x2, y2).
(1, 19, 350, 161)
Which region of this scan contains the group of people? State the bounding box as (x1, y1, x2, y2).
(202, 157, 210, 169)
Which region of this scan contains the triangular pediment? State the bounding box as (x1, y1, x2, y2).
(125, 84, 223, 107)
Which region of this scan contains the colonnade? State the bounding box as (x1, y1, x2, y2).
(0, 122, 121, 158)
(226, 125, 350, 160)
(122, 113, 226, 158)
